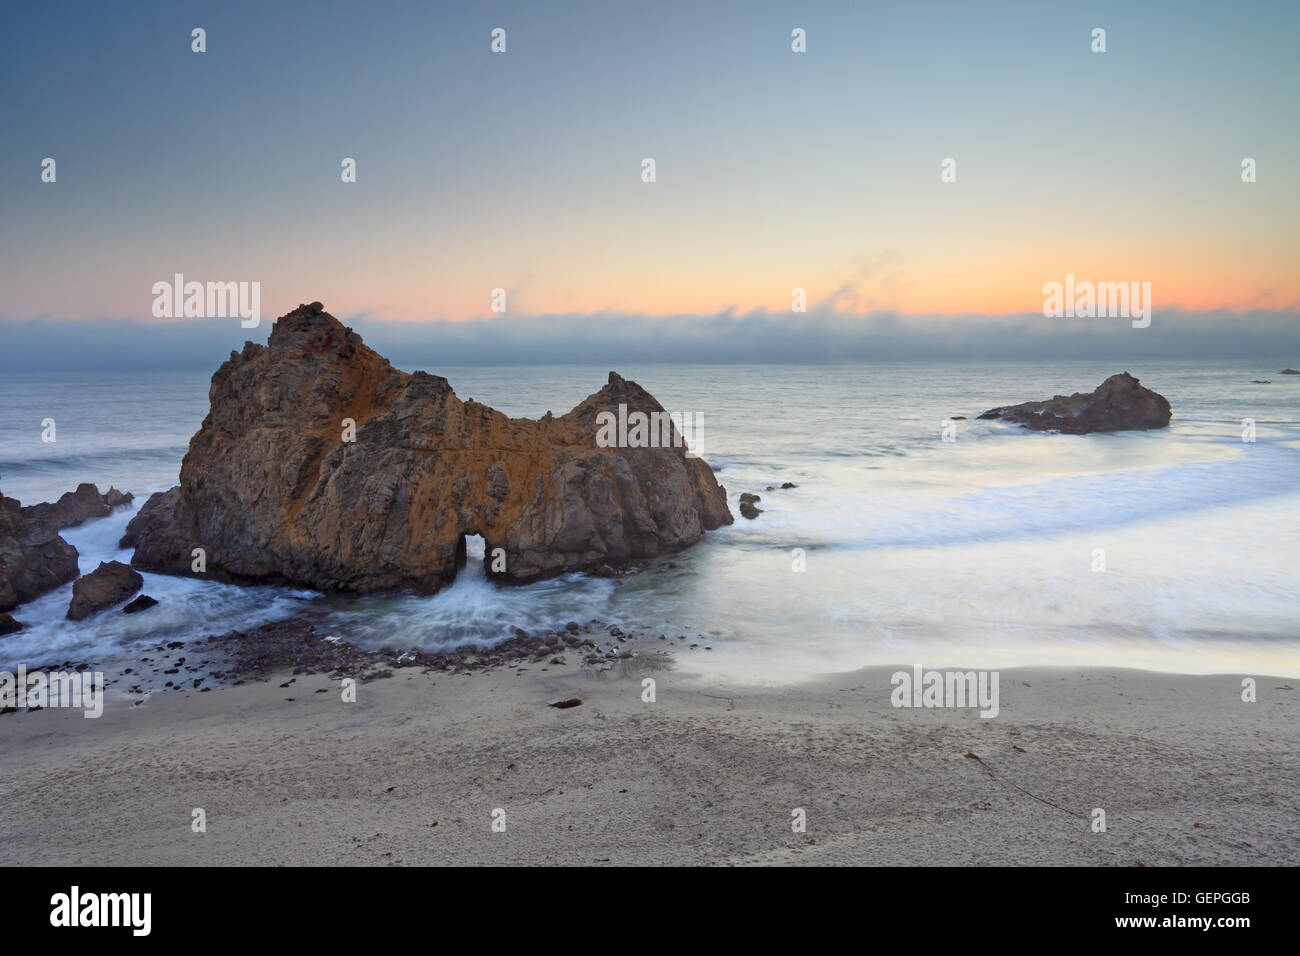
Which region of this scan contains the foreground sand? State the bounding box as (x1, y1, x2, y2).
(1, 662, 1296, 865)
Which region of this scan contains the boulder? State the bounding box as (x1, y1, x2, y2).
(122, 594, 159, 614)
(126, 302, 732, 593)
(1282, 369, 1300, 375)
(67, 560, 143, 620)
(739, 493, 763, 520)
(977, 372, 1171, 434)
(0, 493, 80, 612)
(21, 483, 133, 531)
(0, 613, 22, 636)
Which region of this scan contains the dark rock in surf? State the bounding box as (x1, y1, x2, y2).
(122, 594, 159, 614)
(21, 483, 133, 531)
(0, 492, 80, 612)
(0, 613, 22, 636)
(978, 372, 1171, 434)
(67, 560, 143, 620)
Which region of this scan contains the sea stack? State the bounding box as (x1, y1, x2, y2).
(978, 372, 1172, 434)
(125, 302, 732, 593)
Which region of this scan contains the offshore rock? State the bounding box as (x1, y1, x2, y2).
(978, 372, 1171, 434)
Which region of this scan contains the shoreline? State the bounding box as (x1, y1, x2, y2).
(1, 660, 1295, 866)
(4, 612, 691, 702)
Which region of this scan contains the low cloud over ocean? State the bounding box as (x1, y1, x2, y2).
(5, 306, 1299, 370)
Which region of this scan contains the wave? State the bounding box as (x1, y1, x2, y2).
(741, 444, 1300, 551)
(0, 446, 188, 478)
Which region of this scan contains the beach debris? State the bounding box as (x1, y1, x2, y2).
(548, 698, 583, 709)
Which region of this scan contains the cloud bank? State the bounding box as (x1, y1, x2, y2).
(2, 307, 1298, 371)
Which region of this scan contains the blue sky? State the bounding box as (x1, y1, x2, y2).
(1, 0, 1297, 365)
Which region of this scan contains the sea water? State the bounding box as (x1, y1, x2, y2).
(2, 361, 1297, 681)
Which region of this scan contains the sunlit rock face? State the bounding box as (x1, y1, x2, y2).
(126, 302, 732, 593)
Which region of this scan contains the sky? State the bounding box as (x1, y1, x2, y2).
(1, 0, 1297, 365)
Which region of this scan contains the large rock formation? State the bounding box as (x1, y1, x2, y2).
(978, 372, 1172, 434)
(126, 302, 732, 593)
(0, 493, 80, 612)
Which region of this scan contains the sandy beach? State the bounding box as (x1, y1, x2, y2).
(2, 660, 1295, 866)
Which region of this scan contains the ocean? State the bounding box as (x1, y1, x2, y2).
(2, 361, 1298, 680)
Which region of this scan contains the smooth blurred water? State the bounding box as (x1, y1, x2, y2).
(2, 360, 1298, 679)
